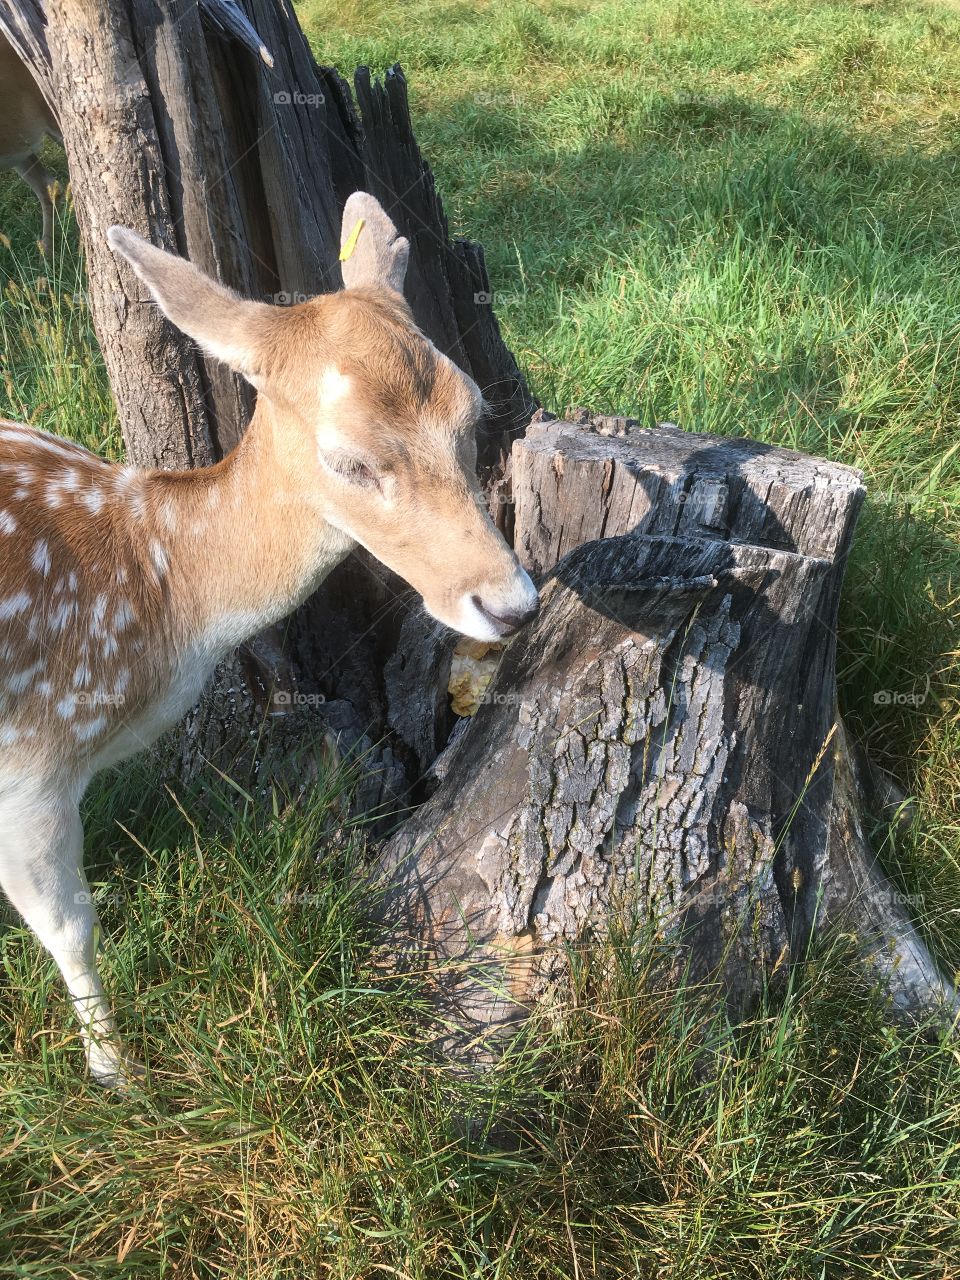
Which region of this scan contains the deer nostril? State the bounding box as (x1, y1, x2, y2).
(471, 593, 539, 635)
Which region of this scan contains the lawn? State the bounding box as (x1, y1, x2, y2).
(1, 0, 960, 1275)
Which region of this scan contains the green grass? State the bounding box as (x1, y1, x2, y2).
(2, 0, 960, 1274)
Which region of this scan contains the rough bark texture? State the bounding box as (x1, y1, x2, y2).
(378, 415, 958, 1053)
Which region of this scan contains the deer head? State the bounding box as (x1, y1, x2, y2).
(106, 193, 538, 642)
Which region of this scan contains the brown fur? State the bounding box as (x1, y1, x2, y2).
(0, 33, 60, 253)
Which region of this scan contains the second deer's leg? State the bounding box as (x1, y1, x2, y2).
(0, 787, 137, 1086)
(14, 153, 57, 256)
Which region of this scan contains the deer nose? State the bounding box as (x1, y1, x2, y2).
(470, 593, 539, 637)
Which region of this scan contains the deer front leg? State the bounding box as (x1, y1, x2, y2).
(14, 153, 57, 256)
(0, 788, 139, 1087)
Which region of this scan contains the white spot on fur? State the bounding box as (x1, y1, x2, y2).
(81, 488, 105, 515)
(0, 426, 97, 463)
(113, 599, 135, 631)
(74, 714, 107, 742)
(6, 464, 36, 502)
(31, 540, 50, 576)
(0, 510, 16, 533)
(49, 473, 87, 508)
(56, 694, 76, 719)
(6, 662, 42, 694)
(49, 599, 74, 633)
(150, 540, 169, 578)
(319, 366, 351, 406)
(0, 592, 31, 620)
(89, 594, 109, 631)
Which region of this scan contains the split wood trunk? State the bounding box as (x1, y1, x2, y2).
(3, 0, 955, 1055)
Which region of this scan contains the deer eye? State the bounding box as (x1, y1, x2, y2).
(324, 453, 382, 491)
(343, 459, 378, 487)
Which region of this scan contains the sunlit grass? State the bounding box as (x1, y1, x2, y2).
(0, 168, 118, 458)
(3, 763, 959, 1276)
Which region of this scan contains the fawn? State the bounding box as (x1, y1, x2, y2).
(0, 30, 60, 256)
(0, 192, 538, 1085)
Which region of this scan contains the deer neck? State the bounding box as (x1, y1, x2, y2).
(142, 396, 355, 654)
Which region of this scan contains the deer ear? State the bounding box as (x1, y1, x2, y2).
(106, 227, 268, 383)
(339, 192, 409, 294)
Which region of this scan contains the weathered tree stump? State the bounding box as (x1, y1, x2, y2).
(378, 414, 958, 1055)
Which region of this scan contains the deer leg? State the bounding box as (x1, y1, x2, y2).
(0, 788, 138, 1087)
(14, 153, 57, 256)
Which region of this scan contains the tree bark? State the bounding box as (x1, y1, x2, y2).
(377, 414, 958, 1055)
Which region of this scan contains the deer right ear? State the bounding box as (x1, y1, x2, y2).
(106, 227, 268, 384)
(339, 192, 409, 294)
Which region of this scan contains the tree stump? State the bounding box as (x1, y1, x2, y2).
(378, 414, 958, 1056)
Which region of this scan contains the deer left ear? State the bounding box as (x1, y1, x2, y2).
(339, 192, 409, 295)
(106, 226, 269, 385)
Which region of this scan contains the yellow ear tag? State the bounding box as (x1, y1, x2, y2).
(339, 217, 365, 262)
